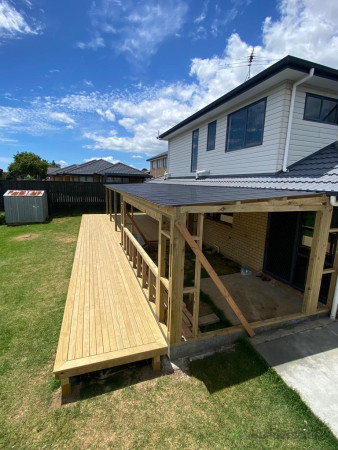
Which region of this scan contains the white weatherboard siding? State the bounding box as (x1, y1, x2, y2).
(288, 86, 338, 166)
(168, 83, 291, 177)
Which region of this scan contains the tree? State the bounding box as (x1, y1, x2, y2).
(8, 152, 49, 180)
(48, 160, 61, 168)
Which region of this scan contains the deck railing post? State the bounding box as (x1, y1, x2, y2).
(156, 215, 166, 323)
(121, 197, 124, 246)
(105, 187, 108, 215)
(114, 191, 118, 231)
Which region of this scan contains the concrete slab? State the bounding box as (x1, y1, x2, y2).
(201, 273, 304, 324)
(253, 320, 338, 438)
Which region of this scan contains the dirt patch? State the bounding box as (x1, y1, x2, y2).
(54, 235, 77, 244)
(52, 217, 72, 224)
(14, 234, 39, 241)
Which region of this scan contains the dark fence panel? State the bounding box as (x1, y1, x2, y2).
(0, 180, 110, 214)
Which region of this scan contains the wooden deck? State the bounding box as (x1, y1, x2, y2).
(54, 214, 168, 394)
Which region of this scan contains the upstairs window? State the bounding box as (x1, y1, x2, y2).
(207, 120, 217, 151)
(191, 129, 199, 172)
(304, 93, 338, 125)
(157, 159, 161, 168)
(226, 98, 266, 151)
(163, 157, 167, 167)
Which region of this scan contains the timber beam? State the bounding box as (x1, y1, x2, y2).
(180, 195, 329, 214)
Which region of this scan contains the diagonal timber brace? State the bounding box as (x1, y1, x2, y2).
(175, 220, 255, 338)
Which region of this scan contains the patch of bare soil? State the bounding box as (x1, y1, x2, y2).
(55, 235, 77, 243)
(53, 217, 72, 223)
(14, 234, 39, 241)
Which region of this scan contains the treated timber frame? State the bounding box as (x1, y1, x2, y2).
(105, 186, 333, 348)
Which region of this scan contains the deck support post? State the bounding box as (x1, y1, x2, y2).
(61, 377, 71, 397)
(105, 187, 108, 215)
(156, 216, 166, 323)
(168, 209, 186, 345)
(192, 213, 204, 337)
(302, 207, 333, 314)
(114, 191, 118, 231)
(152, 355, 161, 371)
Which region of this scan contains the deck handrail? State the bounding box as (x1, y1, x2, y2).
(123, 227, 159, 277)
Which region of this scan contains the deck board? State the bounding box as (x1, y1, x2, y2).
(54, 214, 168, 379)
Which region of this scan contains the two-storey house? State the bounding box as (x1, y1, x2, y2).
(106, 56, 338, 357)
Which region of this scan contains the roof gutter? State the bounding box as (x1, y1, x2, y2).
(282, 68, 314, 172)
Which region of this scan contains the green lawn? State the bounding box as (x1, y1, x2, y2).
(0, 216, 337, 449)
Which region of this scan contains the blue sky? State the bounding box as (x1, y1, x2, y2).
(0, 0, 337, 171)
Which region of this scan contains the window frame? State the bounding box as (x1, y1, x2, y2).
(303, 92, 338, 126)
(163, 157, 167, 168)
(157, 159, 161, 169)
(152, 161, 156, 169)
(225, 97, 267, 152)
(191, 128, 199, 172)
(206, 120, 217, 151)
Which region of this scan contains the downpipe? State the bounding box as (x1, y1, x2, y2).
(282, 68, 314, 172)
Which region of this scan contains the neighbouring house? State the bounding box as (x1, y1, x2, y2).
(47, 159, 151, 183)
(147, 151, 168, 178)
(105, 55, 338, 354)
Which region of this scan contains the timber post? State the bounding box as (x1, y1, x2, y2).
(167, 208, 186, 345)
(302, 207, 333, 314)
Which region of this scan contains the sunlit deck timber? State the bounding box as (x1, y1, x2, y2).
(54, 214, 168, 396)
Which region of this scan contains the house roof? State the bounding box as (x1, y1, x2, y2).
(100, 162, 151, 178)
(146, 151, 168, 162)
(48, 159, 150, 178)
(150, 142, 338, 195)
(104, 182, 319, 206)
(159, 55, 338, 140)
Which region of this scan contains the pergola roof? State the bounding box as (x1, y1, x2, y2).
(105, 182, 321, 207)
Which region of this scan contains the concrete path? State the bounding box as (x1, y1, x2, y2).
(252, 319, 338, 438)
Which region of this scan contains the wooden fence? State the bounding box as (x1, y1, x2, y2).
(0, 180, 119, 214)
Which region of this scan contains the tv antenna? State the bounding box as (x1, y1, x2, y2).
(245, 48, 255, 81)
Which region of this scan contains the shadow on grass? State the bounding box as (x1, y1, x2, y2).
(62, 359, 165, 404)
(189, 340, 268, 394)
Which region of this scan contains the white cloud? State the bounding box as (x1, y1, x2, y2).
(0, 0, 41, 40)
(83, 156, 120, 164)
(83, 79, 94, 87)
(49, 112, 76, 126)
(132, 155, 143, 159)
(77, 0, 188, 63)
(96, 108, 115, 121)
(76, 35, 105, 50)
(56, 159, 68, 167)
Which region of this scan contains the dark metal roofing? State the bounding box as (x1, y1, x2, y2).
(159, 55, 338, 139)
(149, 142, 338, 194)
(49, 159, 149, 177)
(146, 151, 168, 162)
(100, 162, 151, 178)
(105, 183, 320, 207)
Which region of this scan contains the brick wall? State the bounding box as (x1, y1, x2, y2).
(203, 212, 268, 271)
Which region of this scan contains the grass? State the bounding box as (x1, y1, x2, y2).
(0, 216, 337, 449)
